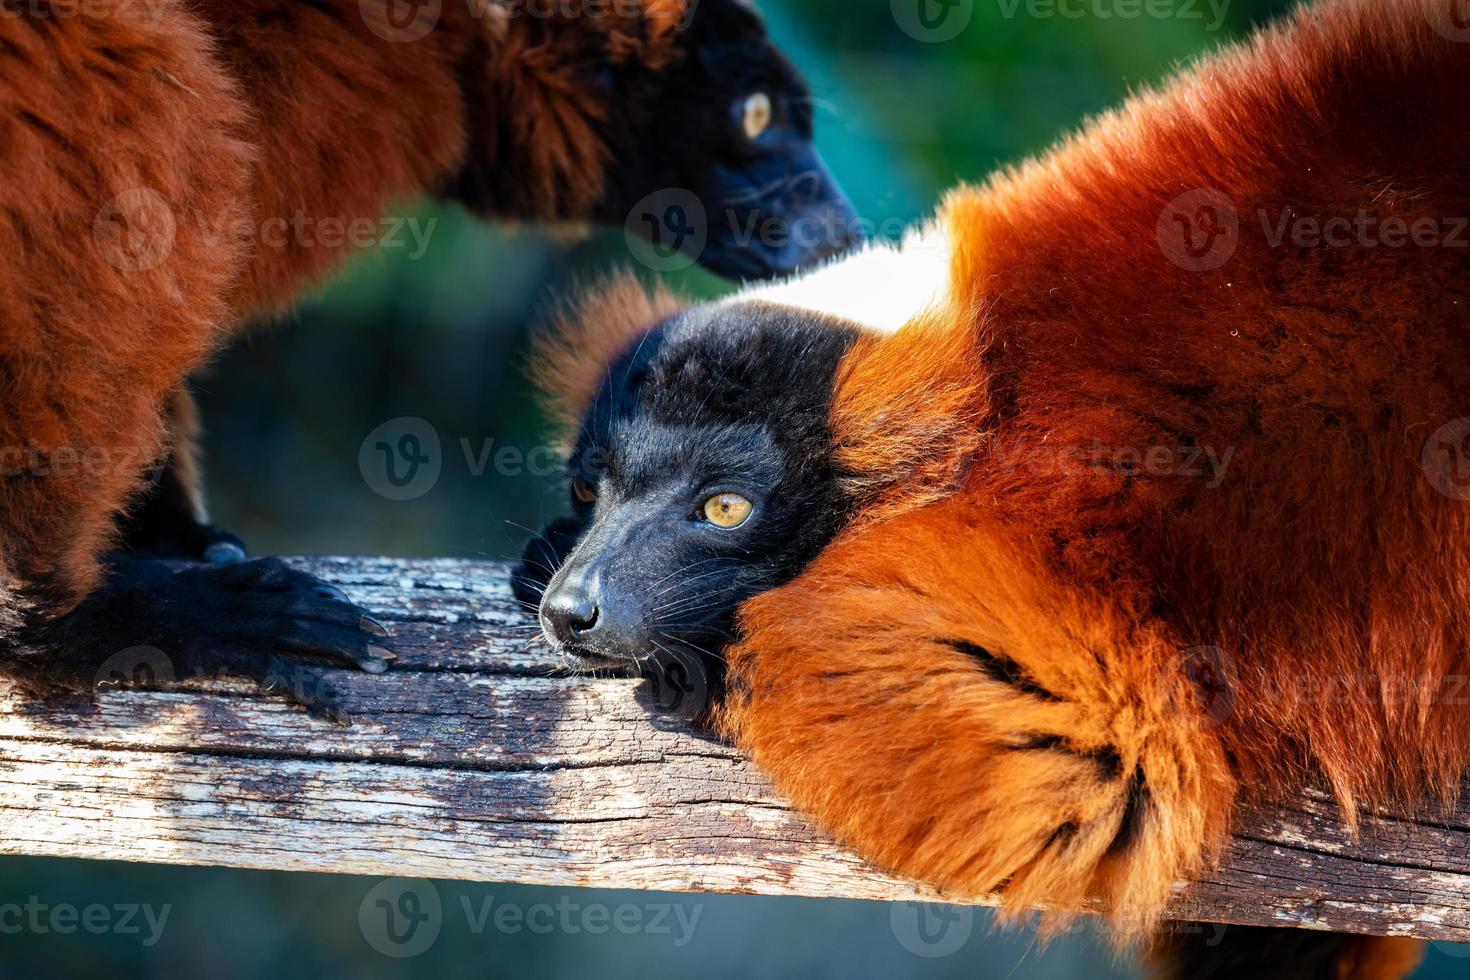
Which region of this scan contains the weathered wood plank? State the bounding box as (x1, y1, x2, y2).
(0, 558, 1466, 942)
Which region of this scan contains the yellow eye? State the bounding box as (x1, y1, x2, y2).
(572, 479, 598, 505)
(742, 93, 772, 141)
(703, 493, 753, 529)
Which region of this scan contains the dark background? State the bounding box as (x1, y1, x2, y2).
(6, 0, 1467, 976)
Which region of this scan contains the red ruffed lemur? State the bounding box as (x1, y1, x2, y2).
(0, 0, 859, 719)
(515, 0, 1470, 976)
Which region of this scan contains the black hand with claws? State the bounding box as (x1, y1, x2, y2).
(11, 556, 394, 724)
(3, 448, 396, 723)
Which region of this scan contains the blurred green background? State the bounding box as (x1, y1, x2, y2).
(6, 1, 1467, 976)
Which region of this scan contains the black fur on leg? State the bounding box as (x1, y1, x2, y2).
(118, 459, 247, 563)
(118, 388, 247, 564)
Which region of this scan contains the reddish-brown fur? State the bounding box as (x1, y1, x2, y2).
(531, 273, 684, 444)
(0, 2, 253, 606)
(1336, 938, 1429, 980)
(548, 0, 1470, 972)
(0, 0, 688, 625)
(718, 0, 1470, 963)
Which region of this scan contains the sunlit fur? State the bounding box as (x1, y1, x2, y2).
(546, 1, 1470, 973)
(0, 2, 253, 610)
(728, 0, 1470, 956)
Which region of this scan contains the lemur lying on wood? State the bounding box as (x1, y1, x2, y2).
(517, 1, 1468, 975)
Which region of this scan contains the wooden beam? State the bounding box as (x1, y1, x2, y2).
(0, 558, 1466, 942)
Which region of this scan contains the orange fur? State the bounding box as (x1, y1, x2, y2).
(718, 503, 1236, 933)
(717, 0, 1470, 950)
(1338, 937, 1428, 980)
(195, 0, 472, 314)
(531, 273, 684, 442)
(830, 308, 989, 527)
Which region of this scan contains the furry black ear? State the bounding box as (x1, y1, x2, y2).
(528, 273, 685, 442)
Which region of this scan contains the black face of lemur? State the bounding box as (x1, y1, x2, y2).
(596, 0, 864, 280)
(515, 302, 860, 686)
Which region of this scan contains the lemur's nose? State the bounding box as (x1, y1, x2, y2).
(541, 585, 600, 649)
(540, 555, 651, 660)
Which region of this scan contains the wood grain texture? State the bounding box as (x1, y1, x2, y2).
(0, 558, 1466, 942)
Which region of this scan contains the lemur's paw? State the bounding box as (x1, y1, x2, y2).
(26, 556, 394, 725)
(717, 506, 1235, 940)
(168, 558, 394, 723)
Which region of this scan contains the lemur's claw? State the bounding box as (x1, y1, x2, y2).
(259, 655, 354, 725)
